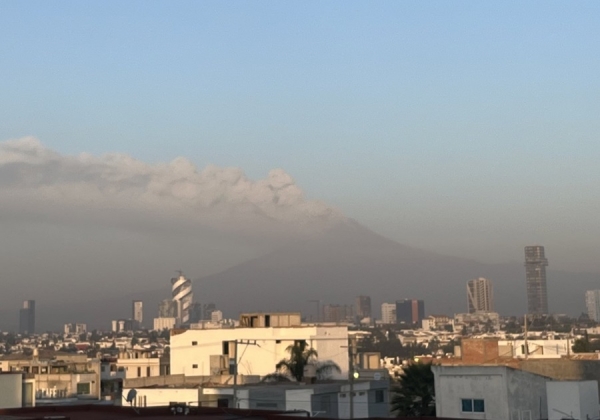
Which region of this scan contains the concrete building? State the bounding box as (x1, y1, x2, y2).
(395, 299, 424, 324)
(153, 317, 176, 331)
(211, 310, 223, 323)
(433, 365, 549, 420)
(0, 352, 101, 401)
(132, 300, 143, 328)
(19, 300, 35, 335)
(381, 303, 396, 324)
(123, 380, 390, 418)
(355, 296, 372, 322)
(170, 313, 349, 379)
(116, 349, 168, 379)
(171, 271, 193, 326)
(158, 299, 178, 318)
(0, 373, 35, 409)
(525, 245, 549, 315)
(64, 323, 87, 335)
(586, 290, 600, 322)
(467, 277, 493, 313)
(322, 304, 354, 323)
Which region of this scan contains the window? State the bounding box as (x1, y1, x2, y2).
(137, 367, 141, 377)
(461, 399, 484, 413)
(192, 364, 198, 369)
(146, 367, 151, 377)
(192, 341, 198, 346)
(375, 390, 385, 403)
(76, 383, 91, 395)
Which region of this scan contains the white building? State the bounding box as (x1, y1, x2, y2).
(153, 317, 176, 331)
(116, 349, 164, 379)
(586, 290, 600, 322)
(64, 323, 87, 335)
(170, 313, 349, 379)
(499, 339, 572, 358)
(211, 310, 223, 323)
(381, 303, 396, 324)
(433, 365, 548, 420)
(123, 380, 390, 418)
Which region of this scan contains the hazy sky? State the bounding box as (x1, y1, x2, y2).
(2, 1, 600, 272)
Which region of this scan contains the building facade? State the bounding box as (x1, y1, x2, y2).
(525, 246, 549, 315)
(467, 277, 493, 313)
(169, 313, 349, 379)
(19, 300, 35, 335)
(171, 272, 193, 326)
(158, 299, 178, 318)
(380, 303, 396, 324)
(586, 290, 600, 322)
(322, 304, 354, 323)
(132, 300, 143, 328)
(395, 299, 424, 324)
(355, 296, 372, 321)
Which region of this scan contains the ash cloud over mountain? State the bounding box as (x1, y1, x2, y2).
(0, 137, 344, 234)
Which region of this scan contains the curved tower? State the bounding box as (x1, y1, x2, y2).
(171, 271, 193, 325)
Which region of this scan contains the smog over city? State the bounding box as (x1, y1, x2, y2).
(1, 2, 600, 334)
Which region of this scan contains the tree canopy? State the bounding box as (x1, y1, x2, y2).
(391, 362, 435, 417)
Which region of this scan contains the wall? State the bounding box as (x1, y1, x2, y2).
(117, 358, 160, 379)
(122, 387, 199, 408)
(0, 374, 23, 409)
(547, 381, 599, 420)
(35, 372, 99, 399)
(170, 326, 348, 379)
(505, 367, 548, 420)
(434, 365, 509, 420)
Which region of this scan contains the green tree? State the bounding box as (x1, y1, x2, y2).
(270, 340, 341, 382)
(572, 338, 591, 353)
(391, 362, 435, 417)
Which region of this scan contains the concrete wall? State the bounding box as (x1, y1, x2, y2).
(170, 326, 348, 379)
(35, 372, 99, 399)
(547, 381, 599, 420)
(0, 374, 23, 409)
(122, 387, 199, 407)
(505, 367, 548, 420)
(123, 374, 259, 388)
(117, 358, 160, 379)
(434, 365, 509, 420)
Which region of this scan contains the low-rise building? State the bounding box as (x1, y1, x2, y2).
(0, 372, 35, 409)
(116, 349, 168, 379)
(170, 313, 348, 379)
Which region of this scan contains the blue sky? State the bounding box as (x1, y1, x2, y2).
(1, 1, 600, 269)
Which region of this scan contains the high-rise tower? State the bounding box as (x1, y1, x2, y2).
(132, 300, 143, 328)
(171, 271, 193, 326)
(19, 300, 35, 335)
(525, 246, 549, 315)
(586, 290, 600, 322)
(467, 277, 493, 313)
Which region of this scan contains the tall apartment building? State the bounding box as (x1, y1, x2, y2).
(525, 246, 549, 315)
(322, 304, 354, 323)
(355, 295, 372, 321)
(586, 290, 600, 322)
(467, 277, 493, 313)
(171, 271, 193, 325)
(396, 299, 424, 324)
(132, 300, 143, 328)
(19, 300, 35, 335)
(381, 303, 397, 324)
(158, 299, 178, 318)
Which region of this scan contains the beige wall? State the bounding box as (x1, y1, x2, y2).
(0, 374, 23, 409)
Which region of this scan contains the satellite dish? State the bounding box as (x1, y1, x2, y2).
(126, 389, 137, 403)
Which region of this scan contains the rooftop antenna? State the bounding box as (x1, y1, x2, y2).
(176, 270, 183, 277)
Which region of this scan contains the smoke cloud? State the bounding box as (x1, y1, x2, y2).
(0, 137, 344, 235)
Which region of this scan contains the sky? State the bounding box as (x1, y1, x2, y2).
(1, 1, 600, 274)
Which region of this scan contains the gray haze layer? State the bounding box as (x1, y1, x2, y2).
(0, 138, 596, 330)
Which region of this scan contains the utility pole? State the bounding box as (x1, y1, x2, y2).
(347, 336, 358, 419)
(232, 339, 258, 409)
(524, 314, 529, 359)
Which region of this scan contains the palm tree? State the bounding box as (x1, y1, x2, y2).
(266, 340, 341, 382)
(391, 362, 435, 417)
